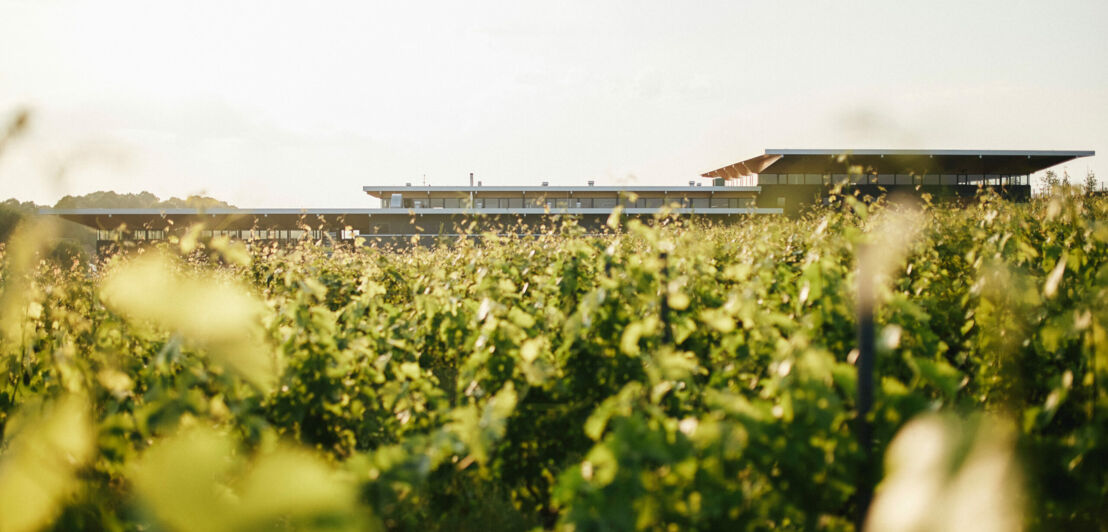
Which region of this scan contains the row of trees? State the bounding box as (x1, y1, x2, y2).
(1, 191, 234, 266)
(0, 199, 39, 243)
(52, 190, 235, 210)
(0, 191, 234, 245)
(1039, 168, 1101, 196)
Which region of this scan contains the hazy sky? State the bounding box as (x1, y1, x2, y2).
(1, 0, 1105, 207)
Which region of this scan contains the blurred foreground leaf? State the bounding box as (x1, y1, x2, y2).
(866, 413, 1024, 532)
(0, 219, 57, 354)
(99, 252, 278, 392)
(0, 396, 94, 532)
(131, 426, 372, 532)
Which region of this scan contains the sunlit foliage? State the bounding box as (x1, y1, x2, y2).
(0, 192, 1106, 531)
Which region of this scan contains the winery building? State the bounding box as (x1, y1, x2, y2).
(702, 149, 1093, 214)
(40, 148, 1093, 250)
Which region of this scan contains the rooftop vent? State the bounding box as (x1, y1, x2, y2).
(477, 180, 482, 187)
(405, 182, 411, 187)
(541, 181, 549, 187)
(689, 180, 695, 186)
(588, 180, 595, 186)
(469, 172, 474, 187)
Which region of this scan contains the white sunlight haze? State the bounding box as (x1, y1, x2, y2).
(1, 0, 1105, 207)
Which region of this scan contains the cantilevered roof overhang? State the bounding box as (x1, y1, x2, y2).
(38, 208, 381, 231)
(702, 149, 1095, 179)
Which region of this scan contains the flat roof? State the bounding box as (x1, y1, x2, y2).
(702, 149, 1095, 178)
(40, 206, 779, 230)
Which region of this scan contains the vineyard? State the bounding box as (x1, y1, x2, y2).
(1, 192, 1106, 531)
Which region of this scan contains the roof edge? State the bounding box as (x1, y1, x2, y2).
(764, 149, 1095, 157)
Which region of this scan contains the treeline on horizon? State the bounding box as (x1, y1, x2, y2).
(0, 191, 235, 260)
(3, 190, 234, 213)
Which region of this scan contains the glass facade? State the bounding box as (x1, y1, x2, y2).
(751, 172, 1031, 187)
(383, 189, 761, 214)
(396, 195, 754, 210)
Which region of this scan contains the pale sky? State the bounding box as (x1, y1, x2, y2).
(1, 0, 1105, 207)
